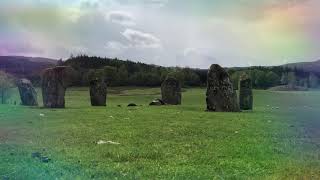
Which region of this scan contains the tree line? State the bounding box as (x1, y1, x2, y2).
(229, 66, 319, 90)
(63, 55, 319, 89)
(62, 55, 205, 87)
(0, 55, 319, 104)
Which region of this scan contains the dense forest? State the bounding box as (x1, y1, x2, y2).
(62, 55, 206, 87)
(62, 55, 319, 89)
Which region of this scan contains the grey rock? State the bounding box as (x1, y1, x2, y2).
(149, 99, 165, 106)
(90, 79, 107, 106)
(41, 156, 51, 163)
(31, 152, 41, 159)
(42, 66, 74, 108)
(31, 152, 51, 163)
(161, 77, 181, 105)
(17, 79, 38, 106)
(206, 64, 240, 112)
(128, 103, 137, 107)
(239, 73, 253, 110)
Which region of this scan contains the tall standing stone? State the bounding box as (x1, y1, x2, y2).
(42, 66, 73, 108)
(206, 64, 240, 112)
(90, 79, 107, 106)
(161, 76, 181, 105)
(239, 73, 253, 110)
(17, 79, 38, 106)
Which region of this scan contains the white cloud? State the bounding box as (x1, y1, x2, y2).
(122, 29, 162, 49)
(104, 41, 129, 56)
(106, 11, 136, 26)
(180, 48, 219, 68)
(66, 8, 83, 23)
(1, 0, 319, 67)
(70, 46, 89, 55)
(105, 41, 128, 50)
(79, 0, 100, 9)
(145, 0, 169, 7)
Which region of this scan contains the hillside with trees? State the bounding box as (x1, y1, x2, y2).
(63, 55, 319, 89)
(63, 55, 205, 87)
(0, 56, 56, 85)
(285, 59, 320, 74)
(0, 55, 319, 89)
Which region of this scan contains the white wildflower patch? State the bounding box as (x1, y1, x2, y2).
(97, 140, 120, 145)
(97, 140, 107, 145)
(106, 141, 120, 145)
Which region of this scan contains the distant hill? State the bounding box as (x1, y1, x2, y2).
(0, 56, 56, 77)
(284, 60, 320, 74)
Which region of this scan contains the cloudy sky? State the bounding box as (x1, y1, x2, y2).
(0, 0, 319, 68)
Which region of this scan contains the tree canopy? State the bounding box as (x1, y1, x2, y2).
(61, 55, 318, 89)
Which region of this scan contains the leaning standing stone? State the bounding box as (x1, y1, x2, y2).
(206, 64, 240, 112)
(42, 66, 73, 108)
(239, 73, 253, 110)
(18, 79, 38, 106)
(161, 76, 181, 105)
(90, 79, 107, 106)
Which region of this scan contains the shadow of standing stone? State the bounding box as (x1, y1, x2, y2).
(42, 66, 74, 108)
(161, 76, 181, 105)
(206, 64, 240, 112)
(239, 73, 253, 110)
(18, 78, 38, 106)
(90, 79, 107, 106)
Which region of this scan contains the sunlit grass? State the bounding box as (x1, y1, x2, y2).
(0, 88, 319, 179)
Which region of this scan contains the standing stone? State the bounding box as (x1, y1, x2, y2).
(161, 76, 181, 105)
(309, 73, 318, 88)
(17, 79, 38, 106)
(287, 72, 297, 88)
(239, 73, 253, 110)
(90, 79, 107, 106)
(42, 66, 73, 108)
(206, 64, 240, 112)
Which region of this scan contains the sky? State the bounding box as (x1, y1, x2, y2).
(0, 0, 319, 68)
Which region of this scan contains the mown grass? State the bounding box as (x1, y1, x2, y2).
(0, 87, 319, 179)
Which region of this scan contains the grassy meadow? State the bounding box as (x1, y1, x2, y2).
(0, 87, 320, 179)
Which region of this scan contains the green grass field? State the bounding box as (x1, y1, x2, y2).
(0, 87, 320, 179)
